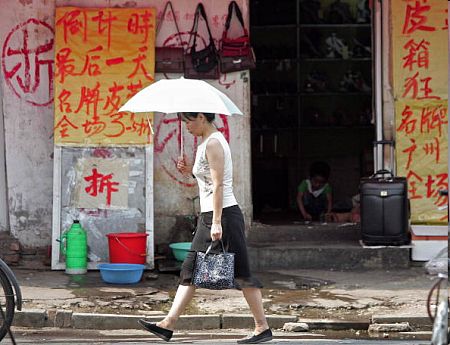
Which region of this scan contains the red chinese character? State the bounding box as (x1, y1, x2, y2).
(211, 14, 220, 28)
(402, 39, 429, 71)
(78, 45, 103, 77)
(54, 115, 78, 138)
(396, 105, 416, 135)
(402, 72, 440, 100)
(128, 46, 153, 81)
(425, 173, 447, 199)
(433, 173, 448, 208)
(57, 89, 72, 113)
(406, 170, 423, 199)
(420, 105, 448, 137)
(128, 11, 153, 44)
(55, 48, 76, 83)
(105, 57, 125, 66)
(422, 137, 440, 163)
(74, 82, 103, 118)
(402, 0, 435, 34)
(56, 10, 87, 44)
(4, 24, 53, 94)
(84, 168, 119, 207)
(92, 10, 117, 49)
(402, 138, 417, 170)
(126, 80, 143, 98)
(103, 82, 125, 115)
(130, 114, 152, 137)
(82, 117, 107, 137)
(2, 19, 54, 107)
(106, 113, 126, 138)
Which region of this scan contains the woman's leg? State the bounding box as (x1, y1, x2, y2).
(242, 287, 269, 334)
(157, 284, 196, 330)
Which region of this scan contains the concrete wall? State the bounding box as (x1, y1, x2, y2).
(0, 0, 251, 248)
(0, 70, 7, 231)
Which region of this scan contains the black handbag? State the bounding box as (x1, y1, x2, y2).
(184, 3, 220, 79)
(192, 240, 235, 290)
(155, 1, 185, 73)
(219, 1, 256, 73)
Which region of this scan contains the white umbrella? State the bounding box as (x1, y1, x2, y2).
(118, 77, 243, 115)
(119, 77, 243, 155)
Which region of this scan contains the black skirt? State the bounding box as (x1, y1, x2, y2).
(179, 205, 263, 289)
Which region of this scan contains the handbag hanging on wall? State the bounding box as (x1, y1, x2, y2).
(219, 1, 256, 73)
(184, 3, 220, 79)
(192, 241, 235, 290)
(155, 1, 185, 74)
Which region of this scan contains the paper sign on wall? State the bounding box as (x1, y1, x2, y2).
(75, 158, 129, 209)
(54, 7, 155, 146)
(392, 0, 448, 224)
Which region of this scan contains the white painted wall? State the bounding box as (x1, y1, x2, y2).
(0, 0, 251, 247)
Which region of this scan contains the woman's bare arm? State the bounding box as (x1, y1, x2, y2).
(206, 138, 224, 240)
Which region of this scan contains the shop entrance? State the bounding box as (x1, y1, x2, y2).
(250, 0, 374, 223)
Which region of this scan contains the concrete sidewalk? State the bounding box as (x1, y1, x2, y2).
(9, 265, 435, 333)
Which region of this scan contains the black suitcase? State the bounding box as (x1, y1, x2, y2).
(359, 141, 411, 246)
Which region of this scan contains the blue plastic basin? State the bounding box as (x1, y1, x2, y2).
(169, 242, 192, 261)
(97, 263, 145, 284)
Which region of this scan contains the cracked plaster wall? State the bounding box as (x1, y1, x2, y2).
(0, 0, 252, 248)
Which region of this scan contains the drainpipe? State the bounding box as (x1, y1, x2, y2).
(374, 0, 383, 172)
(0, 70, 10, 232)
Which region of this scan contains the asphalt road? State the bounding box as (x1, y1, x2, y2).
(1, 328, 431, 345)
(0, 338, 431, 345)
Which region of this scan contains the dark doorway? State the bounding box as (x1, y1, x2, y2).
(250, 0, 374, 223)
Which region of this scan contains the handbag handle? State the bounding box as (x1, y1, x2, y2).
(204, 240, 227, 256)
(188, 3, 216, 53)
(156, 1, 183, 47)
(223, 1, 248, 37)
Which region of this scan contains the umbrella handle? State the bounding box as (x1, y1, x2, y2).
(179, 117, 184, 156)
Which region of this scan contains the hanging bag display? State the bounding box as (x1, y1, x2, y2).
(155, 1, 185, 74)
(219, 1, 256, 73)
(192, 240, 235, 290)
(184, 3, 220, 79)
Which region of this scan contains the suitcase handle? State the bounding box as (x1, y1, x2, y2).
(373, 140, 395, 146)
(371, 169, 394, 178)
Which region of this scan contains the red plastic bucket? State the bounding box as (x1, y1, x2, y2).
(106, 233, 148, 264)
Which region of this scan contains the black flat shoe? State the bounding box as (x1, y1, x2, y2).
(138, 319, 173, 342)
(237, 328, 273, 344)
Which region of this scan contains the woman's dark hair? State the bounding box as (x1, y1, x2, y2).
(309, 161, 330, 180)
(178, 112, 215, 122)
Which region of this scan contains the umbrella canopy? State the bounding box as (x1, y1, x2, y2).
(118, 77, 243, 116)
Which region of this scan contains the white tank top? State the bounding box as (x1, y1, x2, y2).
(192, 131, 237, 213)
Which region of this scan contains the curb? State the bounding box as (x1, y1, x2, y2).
(12, 309, 432, 331)
(372, 314, 433, 328)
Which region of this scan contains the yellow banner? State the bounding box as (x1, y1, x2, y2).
(392, 0, 448, 224)
(54, 7, 155, 146)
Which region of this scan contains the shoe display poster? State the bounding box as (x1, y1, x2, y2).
(392, 0, 448, 224)
(53, 7, 156, 146)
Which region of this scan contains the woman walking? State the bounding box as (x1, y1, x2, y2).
(139, 112, 272, 344)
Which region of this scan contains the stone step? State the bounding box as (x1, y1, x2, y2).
(248, 242, 411, 270)
(248, 223, 361, 243)
(246, 222, 411, 270)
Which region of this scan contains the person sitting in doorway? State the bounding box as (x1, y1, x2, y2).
(296, 161, 332, 221)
